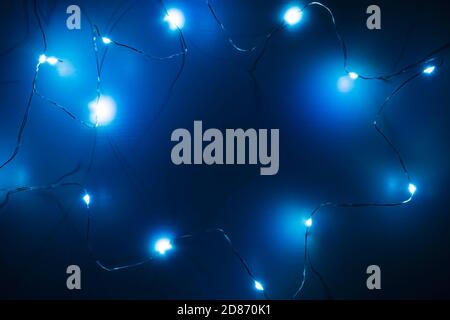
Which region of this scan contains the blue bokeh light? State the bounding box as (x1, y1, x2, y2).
(102, 37, 112, 45)
(254, 280, 264, 291)
(154, 238, 173, 255)
(164, 8, 185, 30)
(83, 193, 91, 206)
(88, 96, 117, 126)
(423, 66, 435, 75)
(283, 7, 303, 26)
(408, 183, 417, 196)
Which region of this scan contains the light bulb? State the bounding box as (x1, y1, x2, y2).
(83, 193, 91, 206)
(46, 57, 59, 65)
(155, 238, 173, 255)
(254, 280, 264, 291)
(349, 72, 359, 80)
(39, 54, 47, 64)
(88, 96, 117, 126)
(284, 7, 303, 26)
(164, 9, 185, 30)
(423, 66, 435, 75)
(408, 183, 417, 196)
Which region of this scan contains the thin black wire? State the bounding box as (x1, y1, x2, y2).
(308, 249, 333, 300)
(293, 229, 309, 299)
(33, 0, 47, 52)
(91, 0, 188, 148)
(107, 38, 186, 60)
(100, 0, 141, 74)
(0, 164, 86, 212)
(0, 181, 86, 210)
(0, 0, 47, 170)
(0, 59, 39, 170)
(35, 91, 95, 128)
(83, 2, 189, 274)
(154, 0, 188, 120)
(248, 24, 284, 74)
(180, 228, 271, 300)
(107, 0, 140, 36)
(0, 3, 92, 214)
(107, 135, 152, 210)
(206, 0, 259, 53)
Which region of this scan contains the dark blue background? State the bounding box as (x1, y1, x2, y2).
(0, 0, 450, 299)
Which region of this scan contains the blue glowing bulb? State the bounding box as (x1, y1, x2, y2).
(155, 238, 173, 255)
(164, 8, 185, 30)
(408, 183, 417, 196)
(254, 280, 264, 291)
(89, 96, 117, 126)
(305, 218, 313, 228)
(284, 7, 303, 26)
(102, 37, 112, 45)
(423, 66, 435, 75)
(46, 57, 59, 65)
(39, 54, 59, 65)
(83, 193, 91, 207)
(349, 72, 359, 80)
(39, 54, 47, 64)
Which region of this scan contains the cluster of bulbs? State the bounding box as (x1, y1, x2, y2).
(38, 54, 60, 65)
(3, 1, 442, 298)
(83, 5, 429, 295)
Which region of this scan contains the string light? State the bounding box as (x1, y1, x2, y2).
(1, 0, 449, 300)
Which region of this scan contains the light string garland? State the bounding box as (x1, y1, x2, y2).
(0, 0, 449, 299)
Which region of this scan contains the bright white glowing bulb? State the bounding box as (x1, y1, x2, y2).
(284, 7, 303, 26)
(305, 218, 313, 228)
(423, 66, 435, 75)
(83, 193, 91, 206)
(89, 96, 117, 126)
(408, 183, 417, 196)
(46, 57, 58, 65)
(254, 280, 264, 291)
(155, 238, 173, 255)
(39, 54, 47, 64)
(164, 8, 185, 30)
(349, 72, 359, 80)
(102, 37, 112, 44)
